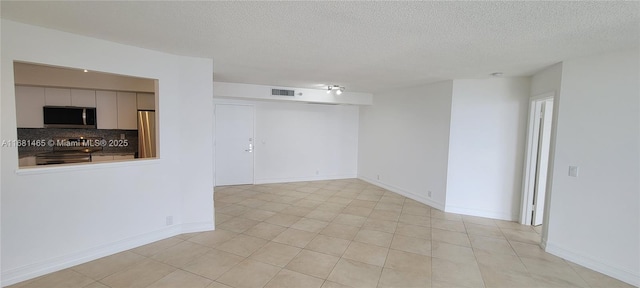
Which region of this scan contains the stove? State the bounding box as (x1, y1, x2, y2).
(36, 137, 103, 165)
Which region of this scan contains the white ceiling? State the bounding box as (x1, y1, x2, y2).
(2, 1, 639, 93)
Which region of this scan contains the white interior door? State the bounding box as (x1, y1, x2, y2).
(215, 104, 254, 186)
(521, 94, 555, 226)
(532, 99, 554, 225)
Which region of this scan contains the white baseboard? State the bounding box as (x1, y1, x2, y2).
(444, 205, 516, 221)
(181, 221, 215, 234)
(358, 175, 445, 210)
(254, 174, 357, 185)
(1, 222, 213, 287)
(539, 237, 548, 250)
(545, 242, 640, 287)
(357, 176, 515, 221)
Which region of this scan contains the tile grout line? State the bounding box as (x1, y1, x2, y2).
(466, 218, 490, 288)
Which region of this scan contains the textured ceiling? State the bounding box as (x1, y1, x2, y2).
(2, 1, 639, 93)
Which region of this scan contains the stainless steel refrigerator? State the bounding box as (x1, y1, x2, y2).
(137, 110, 156, 158)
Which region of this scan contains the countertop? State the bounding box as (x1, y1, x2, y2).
(19, 151, 135, 158)
(91, 152, 136, 156)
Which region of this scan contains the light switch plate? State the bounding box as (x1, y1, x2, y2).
(569, 166, 579, 177)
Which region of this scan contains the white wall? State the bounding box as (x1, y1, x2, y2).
(1, 20, 214, 286)
(530, 63, 563, 97)
(544, 49, 639, 286)
(255, 102, 359, 183)
(213, 98, 359, 184)
(358, 81, 454, 209)
(445, 78, 531, 220)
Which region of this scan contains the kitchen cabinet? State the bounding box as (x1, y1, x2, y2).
(18, 156, 36, 167)
(15, 85, 45, 128)
(137, 93, 155, 110)
(114, 155, 135, 160)
(45, 88, 71, 106)
(45, 88, 96, 107)
(92, 154, 135, 162)
(71, 89, 96, 107)
(96, 91, 118, 129)
(91, 155, 114, 162)
(117, 92, 137, 129)
(18, 85, 140, 130)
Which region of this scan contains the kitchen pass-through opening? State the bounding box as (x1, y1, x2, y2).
(12, 61, 159, 168)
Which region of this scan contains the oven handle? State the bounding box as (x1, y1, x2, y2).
(82, 108, 87, 125)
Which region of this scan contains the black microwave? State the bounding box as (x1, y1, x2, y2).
(43, 106, 97, 128)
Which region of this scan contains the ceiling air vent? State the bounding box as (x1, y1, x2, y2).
(272, 89, 295, 97)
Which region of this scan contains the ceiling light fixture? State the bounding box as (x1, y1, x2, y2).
(490, 72, 503, 77)
(327, 85, 345, 95)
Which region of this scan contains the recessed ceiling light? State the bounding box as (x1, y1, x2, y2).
(490, 72, 503, 77)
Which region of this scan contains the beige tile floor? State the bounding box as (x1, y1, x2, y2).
(9, 179, 634, 288)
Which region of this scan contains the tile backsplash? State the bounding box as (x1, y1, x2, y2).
(17, 128, 138, 156)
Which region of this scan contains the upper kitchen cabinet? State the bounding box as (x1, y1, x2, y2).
(44, 87, 71, 106)
(136, 93, 155, 110)
(44, 88, 96, 107)
(70, 89, 96, 107)
(117, 92, 137, 129)
(15, 85, 45, 128)
(96, 91, 118, 129)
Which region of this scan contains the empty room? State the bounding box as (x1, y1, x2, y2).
(1, 2, 638, 288)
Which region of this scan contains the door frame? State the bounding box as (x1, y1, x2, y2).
(213, 102, 256, 187)
(520, 92, 555, 225)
